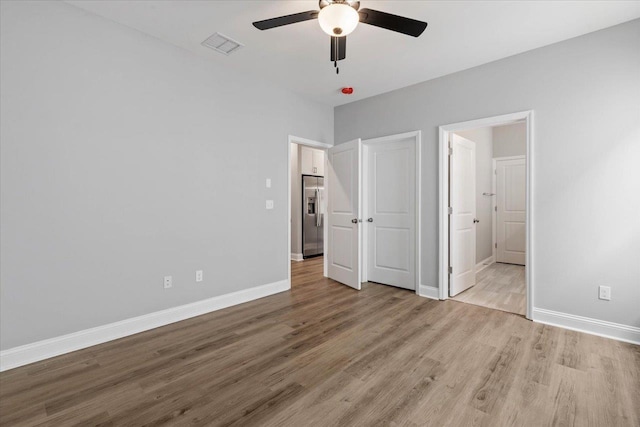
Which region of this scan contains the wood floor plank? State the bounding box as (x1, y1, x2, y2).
(0, 256, 638, 426)
(469, 335, 522, 415)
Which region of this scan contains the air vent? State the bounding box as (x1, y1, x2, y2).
(201, 32, 243, 55)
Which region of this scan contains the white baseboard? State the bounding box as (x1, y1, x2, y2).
(0, 279, 290, 372)
(475, 255, 495, 274)
(532, 308, 640, 345)
(291, 253, 303, 262)
(418, 284, 440, 300)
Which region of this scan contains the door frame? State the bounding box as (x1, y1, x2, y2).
(438, 111, 534, 319)
(288, 135, 332, 287)
(492, 155, 526, 263)
(361, 131, 422, 295)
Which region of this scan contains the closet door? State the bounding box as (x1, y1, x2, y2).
(496, 157, 526, 265)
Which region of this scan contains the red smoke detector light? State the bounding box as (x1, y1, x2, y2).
(341, 87, 354, 95)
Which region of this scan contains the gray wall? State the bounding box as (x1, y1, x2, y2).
(0, 1, 333, 350)
(493, 122, 527, 158)
(335, 19, 640, 328)
(454, 128, 494, 263)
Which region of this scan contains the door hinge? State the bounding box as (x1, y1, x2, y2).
(448, 147, 453, 156)
(495, 206, 497, 212)
(495, 243, 497, 248)
(494, 169, 497, 175)
(448, 206, 453, 215)
(448, 266, 453, 274)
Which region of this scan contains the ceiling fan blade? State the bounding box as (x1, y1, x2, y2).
(330, 36, 346, 61)
(252, 10, 319, 30)
(358, 8, 427, 37)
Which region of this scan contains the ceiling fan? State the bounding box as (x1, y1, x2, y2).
(252, 0, 428, 74)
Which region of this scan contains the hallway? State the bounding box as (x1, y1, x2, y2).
(452, 263, 526, 315)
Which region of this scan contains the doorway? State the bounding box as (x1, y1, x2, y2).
(289, 132, 422, 294)
(288, 136, 332, 288)
(439, 111, 534, 318)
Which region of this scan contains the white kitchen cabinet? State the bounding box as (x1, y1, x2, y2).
(300, 146, 324, 176)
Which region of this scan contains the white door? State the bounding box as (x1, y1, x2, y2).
(496, 157, 526, 265)
(450, 134, 477, 296)
(327, 139, 362, 290)
(365, 138, 416, 290)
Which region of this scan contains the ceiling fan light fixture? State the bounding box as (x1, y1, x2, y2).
(318, 4, 359, 37)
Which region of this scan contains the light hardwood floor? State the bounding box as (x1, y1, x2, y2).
(452, 262, 526, 315)
(1, 256, 638, 426)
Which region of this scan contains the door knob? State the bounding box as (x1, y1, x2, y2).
(351, 218, 358, 224)
(367, 218, 373, 222)
(473, 218, 480, 223)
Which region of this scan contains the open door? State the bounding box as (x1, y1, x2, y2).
(327, 139, 362, 290)
(449, 134, 477, 296)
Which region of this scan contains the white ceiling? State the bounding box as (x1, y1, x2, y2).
(66, 1, 640, 107)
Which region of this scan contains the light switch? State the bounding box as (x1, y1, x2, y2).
(266, 178, 271, 188)
(266, 200, 274, 210)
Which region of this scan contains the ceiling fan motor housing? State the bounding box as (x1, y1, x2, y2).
(319, 0, 360, 11)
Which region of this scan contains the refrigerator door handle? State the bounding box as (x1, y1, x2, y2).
(316, 189, 322, 227)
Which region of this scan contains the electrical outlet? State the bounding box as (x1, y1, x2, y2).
(266, 178, 271, 188)
(598, 285, 611, 301)
(266, 200, 274, 210)
(196, 270, 203, 282)
(164, 276, 172, 289)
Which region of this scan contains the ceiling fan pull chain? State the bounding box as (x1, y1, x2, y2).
(334, 37, 339, 74)
(333, 37, 340, 70)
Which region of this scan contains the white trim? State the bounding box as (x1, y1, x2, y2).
(0, 279, 290, 372)
(492, 155, 525, 262)
(361, 131, 422, 294)
(475, 255, 495, 274)
(439, 111, 534, 319)
(532, 308, 640, 345)
(291, 253, 303, 262)
(493, 155, 526, 161)
(289, 136, 332, 150)
(287, 135, 332, 285)
(418, 284, 440, 300)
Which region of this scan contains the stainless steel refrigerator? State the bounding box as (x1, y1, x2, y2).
(302, 175, 324, 258)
